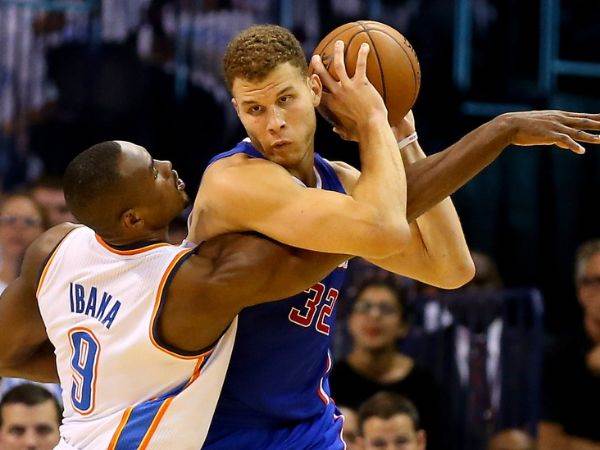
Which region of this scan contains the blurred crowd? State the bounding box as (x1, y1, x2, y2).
(1, 0, 600, 449)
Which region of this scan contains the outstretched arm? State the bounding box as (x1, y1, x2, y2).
(403, 111, 600, 220)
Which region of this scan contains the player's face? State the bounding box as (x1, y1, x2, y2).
(117, 141, 189, 229)
(231, 62, 322, 170)
(577, 252, 600, 341)
(0, 401, 60, 450)
(348, 286, 406, 351)
(359, 414, 425, 450)
(0, 196, 45, 258)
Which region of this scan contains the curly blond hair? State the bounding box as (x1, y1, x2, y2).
(223, 24, 308, 92)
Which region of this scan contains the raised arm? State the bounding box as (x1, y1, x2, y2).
(403, 111, 600, 220)
(0, 224, 76, 382)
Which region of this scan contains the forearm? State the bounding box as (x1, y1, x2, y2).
(0, 341, 58, 383)
(405, 116, 511, 221)
(353, 117, 409, 226)
(402, 142, 472, 273)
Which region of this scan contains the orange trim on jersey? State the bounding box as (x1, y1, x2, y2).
(136, 356, 207, 449)
(36, 246, 60, 298)
(109, 356, 207, 449)
(95, 234, 170, 256)
(148, 248, 216, 360)
(107, 406, 133, 450)
(137, 397, 174, 449)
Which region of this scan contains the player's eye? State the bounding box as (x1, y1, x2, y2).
(153, 166, 159, 179)
(248, 105, 263, 114)
(279, 95, 292, 103)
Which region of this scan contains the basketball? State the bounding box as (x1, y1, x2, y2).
(312, 20, 421, 127)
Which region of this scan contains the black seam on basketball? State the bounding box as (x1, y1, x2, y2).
(357, 21, 387, 105)
(344, 31, 365, 76)
(368, 28, 420, 106)
(317, 22, 359, 63)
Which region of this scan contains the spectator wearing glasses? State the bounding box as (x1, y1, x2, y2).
(0, 194, 47, 292)
(330, 278, 442, 450)
(538, 239, 600, 450)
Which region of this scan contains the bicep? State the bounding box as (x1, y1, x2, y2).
(210, 235, 347, 308)
(212, 166, 382, 255)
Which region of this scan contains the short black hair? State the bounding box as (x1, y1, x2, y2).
(358, 392, 421, 431)
(63, 141, 123, 230)
(0, 384, 62, 427)
(354, 277, 408, 320)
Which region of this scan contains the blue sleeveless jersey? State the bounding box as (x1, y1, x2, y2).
(204, 140, 348, 447)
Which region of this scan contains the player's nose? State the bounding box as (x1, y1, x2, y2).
(267, 106, 286, 132)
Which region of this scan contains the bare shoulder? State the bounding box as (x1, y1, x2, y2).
(21, 223, 81, 285)
(202, 153, 293, 196)
(329, 160, 360, 194)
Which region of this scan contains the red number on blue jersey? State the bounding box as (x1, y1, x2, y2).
(288, 283, 325, 327)
(288, 283, 338, 335)
(316, 288, 339, 335)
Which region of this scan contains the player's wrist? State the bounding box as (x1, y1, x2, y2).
(397, 132, 418, 150)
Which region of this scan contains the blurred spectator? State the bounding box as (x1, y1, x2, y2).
(488, 428, 535, 450)
(0, 384, 61, 450)
(357, 392, 426, 450)
(0, 378, 61, 405)
(418, 251, 543, 450)
(339, 406, 360, 450)
(30, 176, 75, 226)
(330, 278, 442, 450)
(539, 239, 600, 449)
(0, 194, 47, 291)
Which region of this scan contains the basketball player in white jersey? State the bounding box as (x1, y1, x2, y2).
(0, 140, 350, 449)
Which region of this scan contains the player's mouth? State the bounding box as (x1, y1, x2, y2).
(271, 139, 292, 150)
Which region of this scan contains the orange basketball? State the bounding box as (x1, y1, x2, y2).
(312, 20, 421, 127)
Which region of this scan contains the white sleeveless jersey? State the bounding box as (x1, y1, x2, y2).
(36, 226, 237, 450)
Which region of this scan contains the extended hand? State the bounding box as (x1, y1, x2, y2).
(499, 110, 600, 154)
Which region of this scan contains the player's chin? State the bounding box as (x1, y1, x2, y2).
(180, 190, 190, 208)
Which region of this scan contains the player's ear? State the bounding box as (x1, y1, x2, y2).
(231, 98, 240, 115)
(308, 74, 322, 107)
(121, 209, 144, 231)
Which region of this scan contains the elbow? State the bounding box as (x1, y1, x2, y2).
(364, 219, 411, 259)
(432, 255, 476, 290)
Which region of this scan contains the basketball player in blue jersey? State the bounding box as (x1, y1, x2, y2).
(188, 25, 600, 450)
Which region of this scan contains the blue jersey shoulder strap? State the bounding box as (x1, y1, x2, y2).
(208, 140, 261, 166)
(208, 140, 347, 195)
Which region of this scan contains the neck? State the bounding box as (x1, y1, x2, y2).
(348, 346, 398, 375)
(288, 139, 317, 187)
(100, 228, 169, 248)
